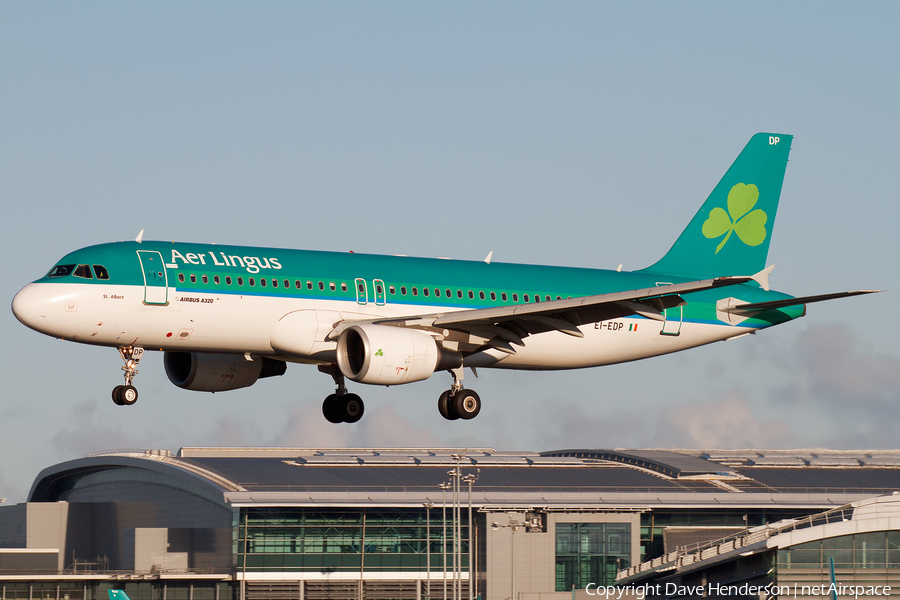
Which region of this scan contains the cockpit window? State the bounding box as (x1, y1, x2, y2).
(93, 265, 109, 280)
(73, 264, 94, 279)
(48, 264, 76, 277)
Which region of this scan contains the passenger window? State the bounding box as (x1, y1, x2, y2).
(490, 291, 496, 301)
(501, 292, 507, 301)
(319, 281, 324, 290)
(377, 284, 383, 294)
(226, 276, 232, 285)
(468, 290, 474, 299)
(178, 273, 185, 283)
(73, 264, 93, 279)
(93, 265, 109, 280)
(342, 282, 348, 292)
(271, 279, 277, 288)
(214, 275, 220, 284)
(546, 295, 551, 301)
(524, 294, 529, 303)
(401, 286, 407, 295)
(48, 264, 76, 277)
(479, 291, 485, 300)
(284, 279, 290, 288)
(190, 274, 197, 283)
(202, 274, 208, 284)
(512, 293, 518, 302)
(445, 289, 451, 297)
(457, 290, 463, 299)
(412, 287, 418, 296)
(423, 288, 429, 297)
(534, 295, 540, 303)
(249, 278, 255, 286)
(330, 282, 336, 291)
(358, 282, 364, 293)
(433, 288, 440, 297)
(389, 285, 395, 294)
(295, 280, 301, 289)
(307, 281, 313, 290)
(261, 278, 267, 287)
(237, 277, 243, 286)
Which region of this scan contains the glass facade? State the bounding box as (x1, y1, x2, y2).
(0, 582, 235, 600)
(555, 523, 631, 591)
(777, 531, 900, 569)
(237, 507, 469, 572)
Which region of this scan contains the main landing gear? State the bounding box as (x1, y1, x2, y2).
(437, 367, 481, 420)
(315, 365, 482, 423)
(112, 346, 144, 406)
(318, 365, 365, 424)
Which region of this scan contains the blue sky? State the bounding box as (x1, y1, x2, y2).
(2, 2, 898, 502)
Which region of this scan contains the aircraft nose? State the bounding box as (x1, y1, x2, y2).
(11, 283, 50, 332)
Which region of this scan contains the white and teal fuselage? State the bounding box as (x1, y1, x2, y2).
(12, 240, 800, 371)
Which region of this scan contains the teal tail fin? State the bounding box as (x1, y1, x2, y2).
(109, 591, 131, 600)
(639, 133, 793, 279)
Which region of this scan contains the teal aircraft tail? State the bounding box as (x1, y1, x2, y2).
(109, 591, 131, 600)
(639, 132, 793, 279)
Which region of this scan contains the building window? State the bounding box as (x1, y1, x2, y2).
(555, 522, 630, 591)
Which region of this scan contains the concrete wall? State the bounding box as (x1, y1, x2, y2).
(486, 511, 642, 600)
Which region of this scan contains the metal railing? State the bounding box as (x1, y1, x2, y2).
(617, 502, 855, 580)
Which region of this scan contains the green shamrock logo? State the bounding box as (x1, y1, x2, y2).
(375, 349, 383, 357)
(702, 183, 768, 254)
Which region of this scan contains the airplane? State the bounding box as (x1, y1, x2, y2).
(11, 133, 878, 423)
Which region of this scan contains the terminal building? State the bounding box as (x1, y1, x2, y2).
(1, 447, 900, 600)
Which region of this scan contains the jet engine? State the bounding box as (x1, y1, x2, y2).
(164, 352, 287, 392)
(336, 325, 462, 385)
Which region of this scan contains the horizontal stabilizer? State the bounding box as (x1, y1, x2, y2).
(720, 290, 882, 314)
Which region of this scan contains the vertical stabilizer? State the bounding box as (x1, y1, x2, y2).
(639, 133, 792, 279)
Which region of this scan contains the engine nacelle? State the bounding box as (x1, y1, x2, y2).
(336, 325, 462, 385)
(164, 352, 287, 392)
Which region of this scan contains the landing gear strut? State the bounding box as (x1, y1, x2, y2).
(112, 346, 144, 406)
(318, 364, 365, 424)
(438, 367, 481, 420)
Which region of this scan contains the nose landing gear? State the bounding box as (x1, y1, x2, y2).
(112, 346, 143, 406)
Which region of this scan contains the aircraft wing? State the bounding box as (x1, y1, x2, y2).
(717, 290, 882, 315)
(327, 274, 763, 352)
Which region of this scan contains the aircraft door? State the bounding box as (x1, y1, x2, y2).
(355, 278, 368, 305)
(656, 282, 682, 336)
(373, 279, 386, 306)
(137, 250, 168, 305)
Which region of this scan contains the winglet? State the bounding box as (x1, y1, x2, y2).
(135, 229, 144, 244)
(484, 251, 493, 264)
(751, 265, 776, 291)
